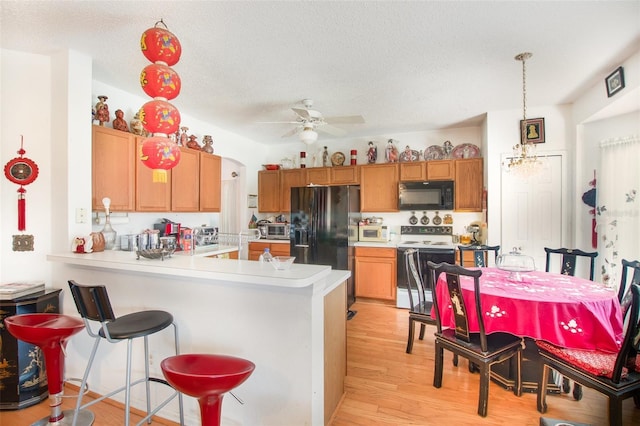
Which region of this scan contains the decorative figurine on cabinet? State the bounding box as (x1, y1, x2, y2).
(186, 134, 201, 150)
(179, 126, 189, 146)
(202, 135, 214, 154)
(94, 95, 110, 126)
(130, 112, 146, 136)
(367, 141, 377, 164)
(112, 109, 129, 132)
(385, 139, 399, 163)
(322, 146, 330, 167)
(443, 140, 454, 158)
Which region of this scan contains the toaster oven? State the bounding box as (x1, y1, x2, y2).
(266, 223, 290, 240)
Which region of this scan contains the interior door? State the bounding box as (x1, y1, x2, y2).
(500, 155, 563, 270)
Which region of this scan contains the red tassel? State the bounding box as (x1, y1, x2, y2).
(18, 196, 26, 231)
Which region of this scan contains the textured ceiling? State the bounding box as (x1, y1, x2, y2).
(2, 1, 639, 146)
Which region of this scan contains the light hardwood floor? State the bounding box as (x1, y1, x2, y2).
(2, 300, 638, 425)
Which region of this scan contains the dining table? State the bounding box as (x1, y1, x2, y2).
(431, 267, 624, 391)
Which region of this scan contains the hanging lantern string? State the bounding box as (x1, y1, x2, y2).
(155, 18, 168, 29)
(18, 134, 26, 156)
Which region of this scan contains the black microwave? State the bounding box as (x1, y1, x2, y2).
(398, 180, 454, 211)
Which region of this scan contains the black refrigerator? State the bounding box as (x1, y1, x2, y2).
(290, 185, 361, 310)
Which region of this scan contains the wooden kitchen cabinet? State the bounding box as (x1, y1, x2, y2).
(331, 165, 359, 184)
(280, 169, 307, 212)
(427, 160, 455, 180)
(135, 136, 172, 212)
(354, 247, 396, 301)
(360, 163, 399, 212)
(248, 241, 290, 261)
(399, 162, 426, 181)
(454, 158, 483, 212)
(258, 170, 280, 213)
(171, 147, 200, 211)
(306, 167, 331, 185)
(199, 153, 222, 212)
(92, 125, 135, 211)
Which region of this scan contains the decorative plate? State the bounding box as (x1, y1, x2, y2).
(399, 149, 421, 162)
(331, 151, 345, 166)
(423, 145, 445, 161)
(451, 143, 480, 159)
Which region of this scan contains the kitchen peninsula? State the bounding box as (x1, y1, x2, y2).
(47, 251, 349, 425)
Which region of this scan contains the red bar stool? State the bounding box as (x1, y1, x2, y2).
(4, 313, 94, 426)
(161, 354, 255, 426)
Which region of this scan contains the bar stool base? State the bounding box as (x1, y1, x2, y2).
(31, 409, 94, 426)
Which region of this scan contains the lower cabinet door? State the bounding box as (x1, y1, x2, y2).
(354, 256, 396, 300)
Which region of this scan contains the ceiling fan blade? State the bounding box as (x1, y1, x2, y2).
(256, 121, 300, 124)
(281, 127, 301, 138)
(317, 124, 347, 136)
(291, 108, 312, 120)
(324, 115, 365, 124)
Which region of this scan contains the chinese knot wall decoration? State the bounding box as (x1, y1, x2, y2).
(4, 135, 39, 231)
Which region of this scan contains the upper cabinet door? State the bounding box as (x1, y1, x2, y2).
(171, 147, 200, 212)
(454, 158, 483, 212)
(92, 125, 135, 212)
(399, 162, 426, 181)
(280, 169, 307, 212)
(426, 160, 455, 180)
(258, 170, 281, 213)
(135, 136, 171, 212)
(199, 154, 221, 212)
(360, 164, 399, 212)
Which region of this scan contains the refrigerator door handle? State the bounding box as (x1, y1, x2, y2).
(294, 244, 310, 248)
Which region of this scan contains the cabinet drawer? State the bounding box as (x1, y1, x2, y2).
(270, 243, 290, 256)
(355, 247, 396, 258)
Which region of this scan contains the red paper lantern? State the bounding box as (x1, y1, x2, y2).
(140, 137, 181, 183)
(139, 99, 181, 135)
(140, 63, 181, 100)
(140, 25, 182, 66)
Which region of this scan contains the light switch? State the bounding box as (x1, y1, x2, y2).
(76, 208, 87, 224)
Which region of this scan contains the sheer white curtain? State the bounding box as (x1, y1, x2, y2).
(220, 179, 238, 234)
(596, 135, 640, 288)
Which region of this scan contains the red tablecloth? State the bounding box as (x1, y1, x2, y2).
(432, 267, 623, 353)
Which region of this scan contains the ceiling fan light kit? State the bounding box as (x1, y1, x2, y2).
(299, 126, 318, 144)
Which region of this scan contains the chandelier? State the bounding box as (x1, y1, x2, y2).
(503, 52, 543, 176)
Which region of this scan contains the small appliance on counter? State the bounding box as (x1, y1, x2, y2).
(265, 223, 290, 240)
(256, 219, 271, 239)
(193, 227, 218, 247)
(154, 218, 182, 250)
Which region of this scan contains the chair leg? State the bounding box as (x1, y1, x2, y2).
(418, 323, 426, 340)
(537, 364, 549, 413)
(433, 343, 444, 388)
(171, 321, 184, 426)
(406, 318, 415, 354)
(144, 335, 152, 424)
(453, 354, 458, 366)
(73, 337, 101, 426)
(125, 339, 133, 426)
(477, 362, 490, 417)
(609, 396, 624, 426)
(513, 351, 522, 397)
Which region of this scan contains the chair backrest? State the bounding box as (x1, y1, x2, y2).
(544, 247, 598, 280)
(611, 283, 640, 383)
(617, 259, 640, 303)
(68, 280, 116, 322)
(404, 249, 427, 311)
(458, 245, 500, 267)
(427, 261, 486, 351)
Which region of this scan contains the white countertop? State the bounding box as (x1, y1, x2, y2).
(47, 250, 340, 288)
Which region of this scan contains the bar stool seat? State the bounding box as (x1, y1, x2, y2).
(161, 354, 255, 426)
(4, 313, 94, 426)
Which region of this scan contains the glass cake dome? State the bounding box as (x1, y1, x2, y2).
(497, 247, 536, 281)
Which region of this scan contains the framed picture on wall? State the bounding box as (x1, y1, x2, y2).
(605, 66, 625, 97)
(520, 117, 545, 144)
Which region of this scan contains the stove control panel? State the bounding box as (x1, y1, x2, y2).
(400, 225, 452, 235)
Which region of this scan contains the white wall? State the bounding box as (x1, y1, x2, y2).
(1, 49, 53, 282)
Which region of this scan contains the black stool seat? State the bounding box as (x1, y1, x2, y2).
(99, 310, 173, 340)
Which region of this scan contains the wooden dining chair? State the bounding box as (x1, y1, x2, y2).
(458, 245, 500, 267)
(536, 283, 640, 426)
(428, 261, 523, 417)
(404, 249, 436, 354)
(617, 259, 640, 303)
(544, 247, 598, 400)
(544, 247, 598, 280)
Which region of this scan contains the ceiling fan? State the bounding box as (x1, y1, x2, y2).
(263, 99, 365, 144)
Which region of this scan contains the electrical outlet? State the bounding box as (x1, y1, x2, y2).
(75, 208, 87, 224)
